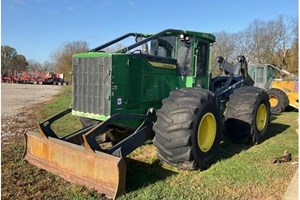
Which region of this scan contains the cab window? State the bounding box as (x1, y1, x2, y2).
(196, 42, 208, 76)
(177, 38, 193, 76)
(149, 36, 176, 59)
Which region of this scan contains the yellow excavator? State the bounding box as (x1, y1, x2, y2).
(248, 64, 298, 114)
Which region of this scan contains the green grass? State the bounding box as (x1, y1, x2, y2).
(3, 86, 297, 200)
(122, 130, 297, 200)
(37, 86, 82, 135)
(40, 87, 298, 199)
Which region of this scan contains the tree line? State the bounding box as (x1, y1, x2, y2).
(1, 45, 28, 77)
(211, 15, 298, 74)
(2, 15, 298, 80)
(1, 45, 57, 77)
(1, 41, 88, 81)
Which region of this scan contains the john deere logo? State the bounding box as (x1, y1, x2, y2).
(117, 97, 122, 106)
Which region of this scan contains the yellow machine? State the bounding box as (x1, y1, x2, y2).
(271, 80, 298, 109)
(248, 64, 298, 114)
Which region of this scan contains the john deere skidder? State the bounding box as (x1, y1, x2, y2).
(24, 29, 270, 199)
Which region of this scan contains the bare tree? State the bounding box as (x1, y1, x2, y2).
(271, 16, 298, 70)
(212, 32, 236, 61)
(42, 60, 55, 72)
(51, 41, 89, 81)
(288, 40, 298, 74)
(211, 15, 298, 75)
(243, 19, 268, 63)
(28, 59, 43, 71)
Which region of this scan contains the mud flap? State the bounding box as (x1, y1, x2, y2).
(23, 131, 126, 199)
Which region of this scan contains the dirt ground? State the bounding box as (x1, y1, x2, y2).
(1, 83, 61, 116)
(1, 83, 63, 199)
(1, 83, 105, 200)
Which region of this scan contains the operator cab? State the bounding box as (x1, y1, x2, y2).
(90, 29, 215, 88)
(130, 32, 210, 78)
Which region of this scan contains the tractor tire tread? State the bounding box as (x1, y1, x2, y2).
(267, 88, 289, 114)
(153, 87, 221, 170)
(224, 86, 270, 144)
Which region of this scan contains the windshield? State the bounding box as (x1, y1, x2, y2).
(149, 35, 176, 58)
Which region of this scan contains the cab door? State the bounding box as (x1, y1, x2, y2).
(193, 40, 210, 89)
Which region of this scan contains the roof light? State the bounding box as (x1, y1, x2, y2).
(179, 34, 184, 39)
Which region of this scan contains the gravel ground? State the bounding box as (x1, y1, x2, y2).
(1, 83, 61, 116)
(1, 83, 62, 140)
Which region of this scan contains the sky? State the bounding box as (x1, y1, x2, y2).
(1, 0, 298, 64)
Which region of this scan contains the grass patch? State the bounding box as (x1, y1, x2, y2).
(2, 87, 298, 200)
(37, 86, 81, 136)
(43, 88, 297, 200)
(122, 115, 298, 200)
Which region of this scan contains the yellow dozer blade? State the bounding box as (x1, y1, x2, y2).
(23, 108, 155, 199)
(23, 131, 126, 199)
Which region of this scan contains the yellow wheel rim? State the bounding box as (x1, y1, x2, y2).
(256, 104, 267, 131)
(269, 96, 278, 107)
(197, 113, 216, 152)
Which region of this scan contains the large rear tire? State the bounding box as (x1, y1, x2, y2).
(153, 88, 221, 170)
(267, 88, 289, 114)
(224, 86, 270, 144)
